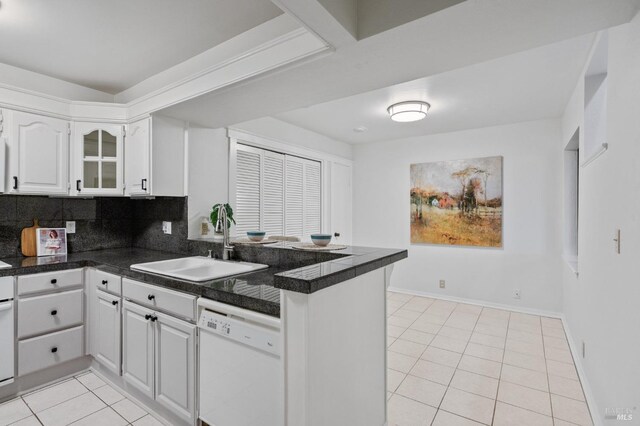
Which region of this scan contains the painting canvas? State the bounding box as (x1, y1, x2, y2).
(410, 156, 503, 247)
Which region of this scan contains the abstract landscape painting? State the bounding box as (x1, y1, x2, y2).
(410, 156, 503, 247)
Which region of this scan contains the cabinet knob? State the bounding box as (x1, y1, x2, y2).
(50, 310, 57, 316)
(50, 279, 57, 284)
(150, 315, 158, 322)
(147, 294, 155, 301)
(145, 314, 152, 320)
(51, 347, 58, 353)
(111, 300, 118, 306)
(334, 232, 341, 237)
(101, 280, 108, 285)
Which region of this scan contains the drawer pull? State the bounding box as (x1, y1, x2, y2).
(147, 294, 155, 301)
(150, 315, 158, 322)
(101, 280, 108, 285)
(51, 347, 58, 353)
(51, 310, 58, 316)
(111, 300, 118, 306)
(145, 314, 152, 320)
(51, 279, 57, 284)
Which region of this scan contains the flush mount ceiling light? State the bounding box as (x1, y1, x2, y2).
(387, 101, 430, 122)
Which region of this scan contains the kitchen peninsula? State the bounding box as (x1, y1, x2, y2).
(0, 241, 406, 426)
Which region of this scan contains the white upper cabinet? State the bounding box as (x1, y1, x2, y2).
(125, 116, 185, 197)
(5, 110, 70, 195)
(125, 118, 151, 196)
(72, 122, 124, 196)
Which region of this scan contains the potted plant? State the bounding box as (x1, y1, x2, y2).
(210, 203, 236, 240)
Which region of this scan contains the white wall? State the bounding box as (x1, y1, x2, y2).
(187, 127, 229, 239)
(560, 13, 640, 423)
(352, 119, 564, 314)
(231, 117, 353, 160)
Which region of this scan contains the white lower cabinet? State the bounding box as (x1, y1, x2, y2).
(155, 311, 196, 423)
(16, 269, 85, 377)
(94, 290, 121, 375)
(122, 300, 155, 398)
(122, 300, 196, 424)
(18, 325, 84, 376)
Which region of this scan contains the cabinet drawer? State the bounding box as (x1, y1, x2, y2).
(18, 289, 83, 338)
(18, 325, 84, 376)
(93, 270, 122, 296)
(18, 269, 83, 296)
(123, 279, 196, 321)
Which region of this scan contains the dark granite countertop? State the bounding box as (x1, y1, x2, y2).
(0, 244, 407, 317)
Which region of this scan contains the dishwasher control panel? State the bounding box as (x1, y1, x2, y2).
(198, 309, 280, 356)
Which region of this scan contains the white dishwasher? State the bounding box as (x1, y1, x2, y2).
(0, 276, 15, 385)
(197, 298, 283, 426)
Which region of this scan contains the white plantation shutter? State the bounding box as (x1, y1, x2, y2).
(284, 156, 304, 238)
(235, 146, 261, 236)
(303, 159, 321, 236)
(234, 143, 321, 240)
(262, 151, 285, 236)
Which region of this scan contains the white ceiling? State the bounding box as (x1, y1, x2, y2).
(0, 0, 282, 94)
(275, 34, 595, 144)
(160, 0, 640, 132)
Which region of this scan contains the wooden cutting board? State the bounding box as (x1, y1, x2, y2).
(21, 219, 39, 257)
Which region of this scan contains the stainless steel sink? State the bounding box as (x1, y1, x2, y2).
(130, 256, 268, 282)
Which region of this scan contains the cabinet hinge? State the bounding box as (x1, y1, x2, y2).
(122, 125, 126, 137)
(67, 124, 71, 135)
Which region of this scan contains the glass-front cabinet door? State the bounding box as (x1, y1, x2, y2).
(73, 122, 124, 195)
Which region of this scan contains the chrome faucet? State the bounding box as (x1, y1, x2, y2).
(217, 205, 234, 260)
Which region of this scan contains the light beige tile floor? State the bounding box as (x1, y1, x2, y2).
(0, 372, 164, 426)
(387, 291, 593, 426)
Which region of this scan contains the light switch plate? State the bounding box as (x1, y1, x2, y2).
(66, 221, 76, 234)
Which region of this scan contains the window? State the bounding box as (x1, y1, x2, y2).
(233, 143, 321, 240)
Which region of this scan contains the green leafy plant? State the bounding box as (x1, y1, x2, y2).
(210, 203, 236, 231)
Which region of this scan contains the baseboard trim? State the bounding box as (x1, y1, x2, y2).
(388, 287, 562, 318)
(560, 315, 601, 426)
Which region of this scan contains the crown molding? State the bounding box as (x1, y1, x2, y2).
(0, 26, 328, 125)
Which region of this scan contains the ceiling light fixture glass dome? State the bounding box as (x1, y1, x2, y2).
(387, 101, 430, 122)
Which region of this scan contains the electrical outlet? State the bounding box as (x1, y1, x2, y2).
(513, 289, 521, 299)
(162, 221, 172, 235)
(66, 221, 76, 234)
(439, 280, 445, 289)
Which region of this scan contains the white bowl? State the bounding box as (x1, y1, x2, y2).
(247, 231, 266, 242)
(311, 234, 332, 246)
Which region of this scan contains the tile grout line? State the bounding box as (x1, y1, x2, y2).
(486, 308, 509, 426)
(20, 394, 44, 426)
(538, 316, 558, 426)
(429, 301, 481, 426)
(88, 383, 132, 425)
(19, 377, 90, 425)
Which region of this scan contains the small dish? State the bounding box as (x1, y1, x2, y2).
(310, 234, 332, 246)
(247, 231, 266, 242)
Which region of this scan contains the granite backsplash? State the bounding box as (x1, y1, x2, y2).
(0, 195, 188, 258)
(0, 195, 346, 271)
